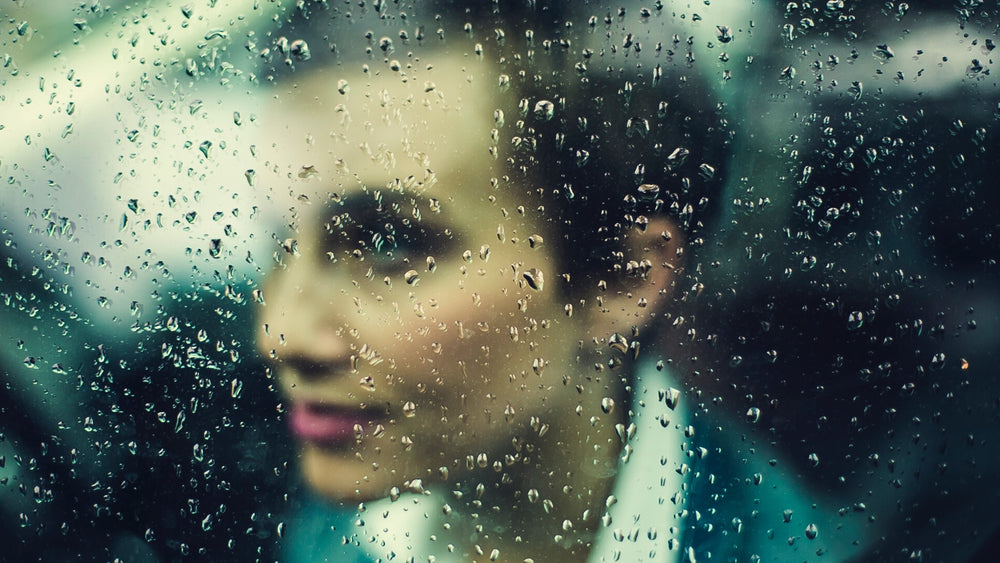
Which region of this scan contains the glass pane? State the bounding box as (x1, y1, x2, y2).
(2, 1, 997, 561)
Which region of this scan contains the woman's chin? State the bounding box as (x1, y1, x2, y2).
(300, 443, 400, 502)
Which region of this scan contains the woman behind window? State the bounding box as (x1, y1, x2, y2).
(253, 29, 866, 563)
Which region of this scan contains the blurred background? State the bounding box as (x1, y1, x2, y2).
(2, 1, 998, 560)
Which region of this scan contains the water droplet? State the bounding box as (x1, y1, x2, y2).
(290, 39, 310, 61)
(930, 352, 946, 370)
(805, 523, 819, 539)
(637, 184, 660, 199)
(527, 489, 540, 503)
(522, 268, 544, 291)
(402, 401, 417, 417)
(659, 387, 681, 410)
(849, 81, 863, 100)
(615, 423, 627, 443)
(874, 43, 894, 60)
(204, 29, 227, 41)
(626, 117, 650, 138)
(667, 147, 690, 167)
(230, 378, 243, 398)
(601, 397, 615, 414)
(533, 100, 555, 121)
(608, 333, 629, 354)
(504, 404, 515, 422)
(847, 310, 865, 330)
(404, 270, 420, 285)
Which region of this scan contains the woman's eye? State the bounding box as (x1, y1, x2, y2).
(373, 230, 435, 272)
(325, 206, 451, 272)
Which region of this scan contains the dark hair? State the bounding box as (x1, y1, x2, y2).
(491, 56, 727, 299)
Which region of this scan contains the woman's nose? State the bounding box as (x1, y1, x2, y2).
(256, 253, 355, 371)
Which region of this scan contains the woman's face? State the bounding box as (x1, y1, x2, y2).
(255, 59, 629, 501)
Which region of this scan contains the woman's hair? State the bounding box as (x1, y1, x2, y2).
(493, 62, 727, 299)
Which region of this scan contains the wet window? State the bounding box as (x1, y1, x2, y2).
(3, 1, 998, 561)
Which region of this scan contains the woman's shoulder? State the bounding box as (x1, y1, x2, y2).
(681, 416, 870, 562)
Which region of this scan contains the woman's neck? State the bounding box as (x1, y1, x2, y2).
(440, 390, 626, 562)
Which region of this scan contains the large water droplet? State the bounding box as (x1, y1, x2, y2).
(601, 397, 615, 414)
(533, 100, 555, 121)
(523, 268, 544, 291)
(402, 401, 417, 417)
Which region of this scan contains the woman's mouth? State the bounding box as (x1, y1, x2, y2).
(289, 403, 382, 446)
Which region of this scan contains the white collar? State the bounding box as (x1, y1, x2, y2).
(354, 364, 689, 563)
(588, 364, 688, 563)
(358, 490, 460, 563)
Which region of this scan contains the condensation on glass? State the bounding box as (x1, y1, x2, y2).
(1, 1, 997, 561)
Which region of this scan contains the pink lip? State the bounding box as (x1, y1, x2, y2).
(289, 403, 377, 446)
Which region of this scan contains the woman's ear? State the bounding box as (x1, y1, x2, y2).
(582, 217, 684, 336)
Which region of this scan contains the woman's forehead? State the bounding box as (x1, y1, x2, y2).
(262, 59, 498, 197)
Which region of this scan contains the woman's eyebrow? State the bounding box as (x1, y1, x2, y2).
(323, 191, 442, 229)
(323, 200, 379, 231)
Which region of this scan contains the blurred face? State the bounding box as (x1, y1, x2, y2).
(256, 59, 617, 501)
